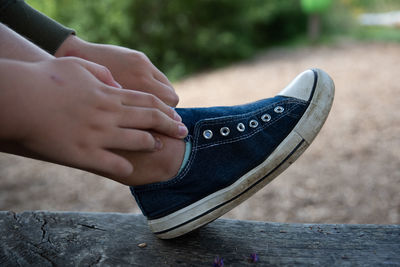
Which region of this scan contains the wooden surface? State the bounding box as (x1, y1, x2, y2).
(0, 211, 399, 266)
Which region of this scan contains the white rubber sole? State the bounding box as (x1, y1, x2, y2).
(149, 69, 335, 239)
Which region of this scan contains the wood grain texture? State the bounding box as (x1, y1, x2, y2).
(0, 211, 399, 266)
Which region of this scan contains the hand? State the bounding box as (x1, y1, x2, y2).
(0, 57, 187, 177)
(55, 35, 179, 107)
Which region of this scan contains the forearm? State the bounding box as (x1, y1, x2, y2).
(0, 23, 53, 61)
(0, 0, 75, 55)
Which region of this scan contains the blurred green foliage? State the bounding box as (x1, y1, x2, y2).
(343, 0, 400, 13)
(355, 26, 400, 42)
(301, 0, 332, 14)
(323, 0, 400, 41)
(27, 0, 306, 80)
(26, 0, 400, 80)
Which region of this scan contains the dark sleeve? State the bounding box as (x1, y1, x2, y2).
(0, 0, 75, 55)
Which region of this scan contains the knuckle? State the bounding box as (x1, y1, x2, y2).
(59, 56, 73, 63)
(88, 120, 105, 132)
(64, 56, 83, 66)
(138, 132, 154, 148)
(165, 106, 175, 119)
(76, 140, 89, 151)
(136, 51, 149, 62)
(138, 75, 150, 86)
(127, 51, 150, 65)
(58, 57, 77, 67)
(95, 92, 119, 112)
(170, 121, 179, 134)
(76, 136, 96, 152)
(168, 93, 179, 107)
(149, 109, 162, 124)
(147, 93, 160, 107)
(101, 65, 112, 77)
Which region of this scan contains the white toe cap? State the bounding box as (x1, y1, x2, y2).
(278, 70, 316, 101)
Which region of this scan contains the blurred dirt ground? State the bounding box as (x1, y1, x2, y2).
(1, 41, 399, 224)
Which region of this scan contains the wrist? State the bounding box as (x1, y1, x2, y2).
(55, 35, 90, 58)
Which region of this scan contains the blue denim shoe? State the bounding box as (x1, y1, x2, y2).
(130, 69, 334, 239)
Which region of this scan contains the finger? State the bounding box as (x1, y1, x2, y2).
(151, 78, 179, 107)
(153, 69, 174, 89)
(73, 58, 122, 88)
(119, 90, 181, 121)
(118, 106, 188, 139)
(125, 78, 179, 107)
(144, 58, 173, 88)
(122, 75, 178, 107)
(105, 128, 163, 152)
(89, 149, 133, 178)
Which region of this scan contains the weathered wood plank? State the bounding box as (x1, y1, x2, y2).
(0, 211, 399, 266)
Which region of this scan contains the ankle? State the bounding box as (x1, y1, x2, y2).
(117, 135, 185, 186)
(152, 135, 186, 182)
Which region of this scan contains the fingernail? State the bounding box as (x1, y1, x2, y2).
(154, 137, 163, 150)
(174, 112, 182, 122)
(113, 80, 122, 88)
(178, 124, 188, 137)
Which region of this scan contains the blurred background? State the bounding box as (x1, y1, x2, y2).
(0, 0, 399, 224)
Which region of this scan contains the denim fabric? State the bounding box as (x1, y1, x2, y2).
(130, 96, 308, 219)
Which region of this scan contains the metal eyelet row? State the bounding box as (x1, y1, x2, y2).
(249, 119, 258, 128)
(237, 123, 245, 132)
(220, 127, 230, 136)
(203, 129, 213, 139)
(274, 106, 284, 113)
(261, 113, 271, 122)
(202, 106, 284, 139)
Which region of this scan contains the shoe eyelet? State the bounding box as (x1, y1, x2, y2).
(261, 113, 271, 122)
(237, 123, 245, 132)
(203, 129, 213, 139)
(249, 119, 259, 128)
(274, 106, 284, 113)
(220, 127, 230, 136)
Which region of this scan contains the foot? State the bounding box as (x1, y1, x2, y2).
(130, 69, 335, 239)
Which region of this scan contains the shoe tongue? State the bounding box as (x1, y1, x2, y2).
(175, 96, 287, 134)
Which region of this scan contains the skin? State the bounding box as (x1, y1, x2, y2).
(55, 35, 187, 185)
(55, 35, 179, 107)
(0, 23, 53, 62)
(0, 24, 185, 185)
(113, 134, 185, 185)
